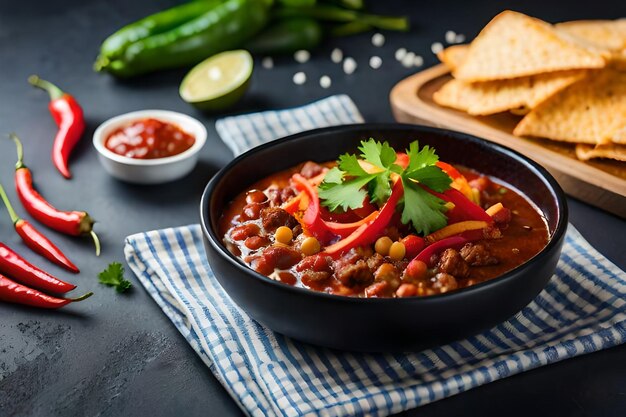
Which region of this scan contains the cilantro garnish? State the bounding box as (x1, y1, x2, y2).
(98, 262, 132, 293)
(318, 138, 452, 235)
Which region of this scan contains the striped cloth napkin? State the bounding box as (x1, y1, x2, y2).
(125, 95, 626, 417)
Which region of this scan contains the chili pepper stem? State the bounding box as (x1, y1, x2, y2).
(91, 230, 101, 256)
(9, 133, 26, 170)
(28, 75, 64, 100)
(0, 183, 20, 224)
(66, 291, 94, 302)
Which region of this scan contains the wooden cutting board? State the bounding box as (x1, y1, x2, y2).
(390, 64, 626, 218)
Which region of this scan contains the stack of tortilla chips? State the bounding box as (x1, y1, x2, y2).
(433, 11, 626, 162)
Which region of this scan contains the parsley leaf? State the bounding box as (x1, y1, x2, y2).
(318, 138, 452, 235)
(319, 175, 376, 211)
(359, 139, 396, 169)
(98, 262, 132, 293)
(401, 178, 449, 235)
(338, 153, 369, 176)
(406, 141, 439, 171)
(404, 165, 451, 192)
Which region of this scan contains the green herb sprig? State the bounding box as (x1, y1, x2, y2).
(318, 139, 451, 235)
(98, 262, 132, 293)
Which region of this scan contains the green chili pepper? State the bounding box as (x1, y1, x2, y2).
(273, 5, 409, 31)
(278, 0, 317, 5)
(324, 0, 363, 10)
(246, 18, 323, 55)
(96, 0, 225, 66)
(97, 0, 271, 77)
(330, 21, 371, 37)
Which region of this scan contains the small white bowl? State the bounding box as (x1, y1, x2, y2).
(93, 109, 207, 184)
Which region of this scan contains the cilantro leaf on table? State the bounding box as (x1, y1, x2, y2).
(98, 262, 132, 293)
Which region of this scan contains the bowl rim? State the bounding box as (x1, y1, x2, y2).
(200, 123, 568, 304)
(93, 109, 207, 166)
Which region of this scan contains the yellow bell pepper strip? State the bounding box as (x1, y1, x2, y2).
(425, 220, 490, 244)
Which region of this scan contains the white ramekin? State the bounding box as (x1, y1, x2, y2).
(93, 109, 207, 184)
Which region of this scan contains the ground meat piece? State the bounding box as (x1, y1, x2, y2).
(364, 281, 390, 298)
(281, 187, 296, 203)
(366, 253, 385, 272)
(261, 245, 302, 269)
(436, 248, 469, 279)
(301, 270, 331, 287)
(260, 207, 298, 231)
(374, 263, 401, 291)
(267, 188, 282, 206)
(336, 260, 374, 287)
(266, 186, 296, 207)
(460, 243, 499, 266)
(432, 273, 458, 292)
(300, 161, 324, 179)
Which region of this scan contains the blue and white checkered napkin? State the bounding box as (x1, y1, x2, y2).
(215, 95, 364, 156)
(125, 96, 626, 417)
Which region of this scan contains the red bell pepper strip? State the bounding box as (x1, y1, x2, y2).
(323, 180, 404, 256)
(10, 135, 101, 255)
(0, 243, 76, 293)
(0, 183, 79, 273)
(410, 236, 468, 267)
(0, 273, 91, 309)
(430, 187, 492, 223)
(291, 174, 335, 242)
(28, 75, 85, 180)
(435, 161, 462, 180)
(324, 210, 379, 238)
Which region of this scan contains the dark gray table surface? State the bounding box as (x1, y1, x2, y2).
(1, 1, 625, 416)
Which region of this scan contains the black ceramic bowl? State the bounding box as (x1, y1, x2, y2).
(200, 124, 568, 352)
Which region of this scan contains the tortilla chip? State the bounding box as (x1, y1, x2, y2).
(557, 19, 626, 70)
(575, 143, 626, 161)
(556, 19, 626, 51)
(513, 70, 626, 144)
(613, 126, 626, 144)
(454, 11, 606, 82)
(433, 70, 585, 116)
(437, 45, 469, 70)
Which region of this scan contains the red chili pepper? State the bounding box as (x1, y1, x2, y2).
(0, 273, 91, 309)
(323, 180, 404, 256)
(28, 75, 85, 180)
(0, 183, 79, 273)
(0, 243, 76, 293)
(10, 134, 100, 255)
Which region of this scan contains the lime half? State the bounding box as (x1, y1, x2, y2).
(180, 50, 253, 112)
